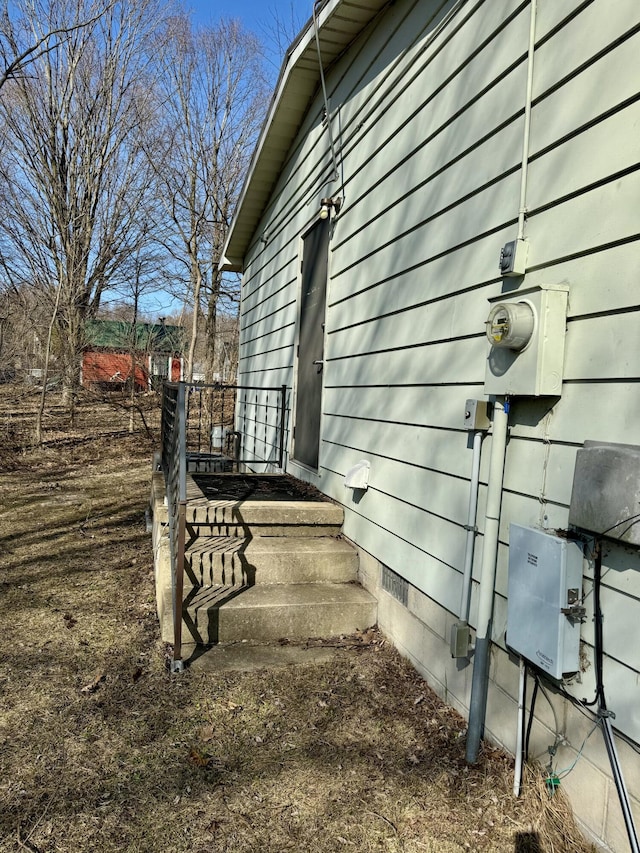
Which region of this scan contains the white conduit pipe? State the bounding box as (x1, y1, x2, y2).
(517, 0, 537, 241)
(466, 397, 509, 764)
(513, 657, 526, 796)
(458, 429, 483, 623)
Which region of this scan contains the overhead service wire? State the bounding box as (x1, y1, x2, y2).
(313, 0, 340, 184)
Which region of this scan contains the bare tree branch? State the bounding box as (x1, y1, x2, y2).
(0, 1, 114, 90)
(0, 0, 163, 422)
(143, 15, 268, 381)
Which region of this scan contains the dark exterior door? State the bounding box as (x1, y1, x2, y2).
(293, 217, 330, 469)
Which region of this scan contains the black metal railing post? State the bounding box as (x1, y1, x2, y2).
(177, 382, 186, 502)
(160, 381, 187, 673)
(172, 382, 186, 671)
(279, 384, 287, 470)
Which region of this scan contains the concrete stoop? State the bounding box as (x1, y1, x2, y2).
(151, 472, 377, 647)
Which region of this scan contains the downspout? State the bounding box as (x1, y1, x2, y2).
(466, 397, 509, 763)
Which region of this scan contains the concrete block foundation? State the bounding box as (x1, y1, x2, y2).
(356, 543, 638, 853)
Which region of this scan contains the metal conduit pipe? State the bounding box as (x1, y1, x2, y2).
(466, 397, 509, 764)
(450, 430, 483, 658)
(466, 0, 537, 761)
(593, 547, 640, 853)
(517, 0, 537, 241)
(459, 429, 483, 623)
(601, 714, 640, 853)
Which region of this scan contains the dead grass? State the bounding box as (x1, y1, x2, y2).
(0, 387, 595, 853)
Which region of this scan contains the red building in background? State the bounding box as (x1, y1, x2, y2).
(82, 320, 185, 391)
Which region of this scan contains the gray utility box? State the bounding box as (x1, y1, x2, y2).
(507, 524, 583, 680)
(569, 441, 640, 547)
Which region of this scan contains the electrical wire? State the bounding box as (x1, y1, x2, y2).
(537, 676, 561, 740)
(525, 669, 564, 767)
(557, 687, 640, 757)
(600, 511, 640, 539)
(313, 0, 340, 183)
(524, 674, 538, 762)
(523, 661, 640, 759)
(555, 722, 599, 780)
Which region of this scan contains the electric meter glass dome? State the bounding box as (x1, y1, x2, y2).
(486, 301, 535, 351)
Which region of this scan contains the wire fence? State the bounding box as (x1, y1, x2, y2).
(184, 382, 288, 472)
(159, 381, 288, 669)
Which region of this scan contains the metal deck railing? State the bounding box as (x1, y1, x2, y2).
(160, 381, 288, 669)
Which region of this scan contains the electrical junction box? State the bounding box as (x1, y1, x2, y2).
(500, 238, 529, 277)
(569, 441, 640, 548)
(462, 398, 490, 431)
(507, 524, 583, 680)
(484, 284, 569, 397)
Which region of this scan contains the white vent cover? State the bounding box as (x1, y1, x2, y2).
(344, 460, 370, 490)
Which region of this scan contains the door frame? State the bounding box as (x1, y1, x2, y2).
(289, 209, 333, 476)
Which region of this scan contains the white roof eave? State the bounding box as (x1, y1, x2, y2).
(220, 0, 390, 272)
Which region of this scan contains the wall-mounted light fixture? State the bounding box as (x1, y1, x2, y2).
(319, 195, 343, 220)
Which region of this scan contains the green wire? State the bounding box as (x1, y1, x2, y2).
(554, 722, 600, 779)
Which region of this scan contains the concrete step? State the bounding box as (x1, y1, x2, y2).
(184, 536, 357, 588)
(151, 471, 344, 537)
(184, 519, 343, 538)
(181, 582, 377, 645)
(183, 500, 344, 537)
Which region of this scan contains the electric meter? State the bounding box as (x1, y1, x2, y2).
(485, 301, 534, 351)
(484, 284, 569, 397)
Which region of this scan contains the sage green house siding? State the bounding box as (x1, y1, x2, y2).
(226, 1, 640, 848)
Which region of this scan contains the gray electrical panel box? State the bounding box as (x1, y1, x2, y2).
(507, 524, 583, 680)
(569, 441, 640, 548)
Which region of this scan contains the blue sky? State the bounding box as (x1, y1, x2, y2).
(141, 1, 314, 318)
(184, 0, 313, 78)
(185, 0, 312, 39)
(182, 0, 314, 89)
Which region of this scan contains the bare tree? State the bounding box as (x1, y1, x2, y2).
(259, 2, 308, 80)
(0, 0, 112, 90)
(145, 14, 268, 382)
(0, 0, 161, 433)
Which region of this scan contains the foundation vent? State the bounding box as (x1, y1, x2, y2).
(381, 564, 408, 607)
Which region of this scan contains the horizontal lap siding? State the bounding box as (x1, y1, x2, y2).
(238, 0, 640, 742)
(507, 0, 640, 748)
(319, 0, 533, 619)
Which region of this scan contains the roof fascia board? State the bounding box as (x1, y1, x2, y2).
(219, 0, 389, 273)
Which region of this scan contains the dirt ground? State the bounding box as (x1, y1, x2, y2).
(0, 387, 595, 853)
